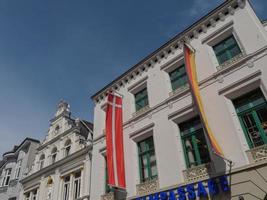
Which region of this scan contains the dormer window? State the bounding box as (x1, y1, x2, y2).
(54, 125, 60, 134)
(51, 147, 57, 164)
(64, 140, 72, 157)
(39, 154, 45, 169)
(1, 168, 11, 186)
(14, 159, 22, 179)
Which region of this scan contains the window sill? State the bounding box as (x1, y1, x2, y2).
(169, 83, 190, 97)
(101, 192, 114, 200)
(0, 185, 8, 193)
(132, 105, 150, 118)
(246, 144, 267, 163)
(136, 178, 159, 196)
(216, 52, 246, 71)
(182, 162, 213, 183)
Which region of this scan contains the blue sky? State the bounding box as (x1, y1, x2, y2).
(0, 0, 266, 155)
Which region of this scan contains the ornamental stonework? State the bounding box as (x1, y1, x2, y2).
(136, 178, 159, 196)
(216, 52, 245, 71)
(183, 163, 213, 183)
(246, 144, 267, 163)
(132, 105, 150, 118)
(101, 192, 114, 200)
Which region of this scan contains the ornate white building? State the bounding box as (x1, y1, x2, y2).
(0, 138, 40, 200)
(90, 0, 267, 199)
(20, 101, 93, 200)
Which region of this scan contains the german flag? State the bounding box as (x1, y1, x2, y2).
(184, 44, 224, 156)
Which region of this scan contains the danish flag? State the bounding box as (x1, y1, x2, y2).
(105, 93, 126, 189)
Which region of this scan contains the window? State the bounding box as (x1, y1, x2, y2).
(73, 171, 81, 199)
(39, 154, 45, 169)
(64, 140, 71, 157)
(25, 193, 30, 200)
(233, 89, 267, 148)
(51, 147, 57, 164)
(213, 35, 241, 65)
(169, 64, 188, 91)
(63, 176, 70, 200)
(32, 189, 37, 200)
(179, 117, 211, 168)
(135, 88, 149, 111)
(1, 168, 12, 186)
(14, 160, 22, 179)
(138, 137, 157, 182)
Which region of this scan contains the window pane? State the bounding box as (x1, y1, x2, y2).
(213, 35, 241, 65)
(195, 130, 211, 164)
(169, 64, 188, 91)
(135, 88, 148, 111)
(257, 107, 267, 135)
(241, 112, 264, 147)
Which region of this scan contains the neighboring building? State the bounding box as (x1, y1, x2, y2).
(20, 101, 93, 200)
(0, 138, 40, 200)
(90, 0, 267, 199)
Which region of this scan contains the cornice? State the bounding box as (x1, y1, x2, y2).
(91, 0, 245, 104)
(20, 145, 92, 184)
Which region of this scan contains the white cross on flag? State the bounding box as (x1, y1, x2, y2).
(105, 93, 126, 189)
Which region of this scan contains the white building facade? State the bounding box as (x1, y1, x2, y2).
(0, 138, 40, 200)
(20, 101, 93, 200)
(90, 0, 267, 199)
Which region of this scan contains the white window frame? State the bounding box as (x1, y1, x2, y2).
(73, 172, 81, 199)
(63, 176, 70, 200)
(14, 159, 22, 179)
(1, 168, 11, 186)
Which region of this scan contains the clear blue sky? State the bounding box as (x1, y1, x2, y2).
(0, 0, 266, 155)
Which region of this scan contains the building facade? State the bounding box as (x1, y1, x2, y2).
(20, 101, 93, 200)
(90, 0, 267, 199)
(0, 138, 40, 200)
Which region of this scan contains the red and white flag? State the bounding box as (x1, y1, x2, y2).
(105, 93, 126, 189)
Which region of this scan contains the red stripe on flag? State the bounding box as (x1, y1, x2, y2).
(105, 94, 126, 189)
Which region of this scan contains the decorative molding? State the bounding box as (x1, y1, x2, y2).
(216, 52, 246, 71)
(0, 186, 8, 193)
(169, 84, 190, 97)
(246, 144, 267, 163)
(182, 163, 213, 183)
(132, 105, 150, 118)
(101, 192, 115, 200)
(129, 123, 154, 141)
(136, 178, 159, 196)
(92, 0, 242, 104)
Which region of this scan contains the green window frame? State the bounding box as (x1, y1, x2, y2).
(169, 64, 188, 91)
(138, 136, 157, 182)
(213, 35, 241, 65)
(233, 89, 267, 148)
(135, 88, 149, 111)
(179, 117, 211, 168)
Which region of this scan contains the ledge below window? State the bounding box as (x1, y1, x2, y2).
(132, 105, 150, 118)
(182, 163, 213, 183)
(216, 52, 246, 71)
(246, 144, 267, 163)
(101, 192, 114, 200)
(169, 84, 190, 97)
(136, 178, 159, 196)
(0, 186, 8, 193)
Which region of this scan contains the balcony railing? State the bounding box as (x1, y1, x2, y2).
(246, 144, 267, 163)
(136, 178, 159, 196)
(182, 163, 213, 183)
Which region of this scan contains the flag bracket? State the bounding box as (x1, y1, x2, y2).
(213, 150, 234, 167)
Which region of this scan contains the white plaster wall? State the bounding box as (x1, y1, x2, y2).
(91, 0, 267, 199)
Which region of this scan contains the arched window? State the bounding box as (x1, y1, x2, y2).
(64, 139, 71, 157)
(39, 154, 45, 169)
(51, 147, 57, 164)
